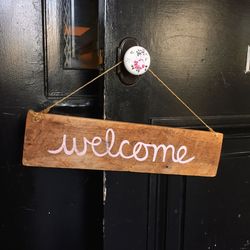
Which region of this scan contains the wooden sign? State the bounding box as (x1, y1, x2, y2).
(22, 110, 223, 177)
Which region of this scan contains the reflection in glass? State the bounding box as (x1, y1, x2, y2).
(63, 0, 100, 69)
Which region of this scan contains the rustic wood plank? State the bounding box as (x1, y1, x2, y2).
(22, 110, 223, 177)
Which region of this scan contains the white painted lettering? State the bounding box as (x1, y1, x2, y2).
(47, 128, 195, 165)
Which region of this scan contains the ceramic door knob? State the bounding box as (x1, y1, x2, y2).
(123, 46, 151, 75)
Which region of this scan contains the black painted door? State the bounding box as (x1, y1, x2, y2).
(2, 1, 250, 250)
(104, 1, 250, 250)
(0, 1, 103, 250)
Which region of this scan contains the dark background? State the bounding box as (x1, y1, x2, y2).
(1, 1, 250, 250)
(0, 1, 102, 250)
(104, 1, 250, 250)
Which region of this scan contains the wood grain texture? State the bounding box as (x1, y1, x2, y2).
(23, 110, 223, 177)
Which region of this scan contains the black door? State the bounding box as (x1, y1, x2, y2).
(2, 1, 250, 250)
(0, 1, 103, 249)
(104, 1, 250, 250)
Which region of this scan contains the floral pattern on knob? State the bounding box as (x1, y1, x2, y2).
(123, 46, 151, 76)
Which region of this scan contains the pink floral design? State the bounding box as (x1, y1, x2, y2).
(132, 59, 145, 73)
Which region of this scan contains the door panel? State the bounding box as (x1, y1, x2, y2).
(0, 1, 102, 249)
(105, 0, 250, 120)
(104, 173, 149, 250)
(104, 1, 250, 250)
(184, 157, 250, 250)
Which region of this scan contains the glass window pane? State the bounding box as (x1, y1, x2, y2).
(63, 0, 99, 69)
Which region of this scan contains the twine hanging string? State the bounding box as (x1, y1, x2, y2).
(38, 60, 214, 133)
(148, 69, 214, 133)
